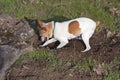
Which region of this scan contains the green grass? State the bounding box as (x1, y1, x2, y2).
(15, 49, 54, 64)
(103, 58, 120, 71)
(15, 49, 120, 80)
(104, 71, 120, 80)
(15, 49, 64, 70)
(76, 57, 95, 71)
(103, 59, 120, 80)
(0, 0, 120, 31)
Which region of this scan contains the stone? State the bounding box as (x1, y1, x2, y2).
(0, 14, 38, 80)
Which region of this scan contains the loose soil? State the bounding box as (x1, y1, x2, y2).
(5, 29, 120, 80)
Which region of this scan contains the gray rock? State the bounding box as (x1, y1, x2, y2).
(0, 14, 38, 80)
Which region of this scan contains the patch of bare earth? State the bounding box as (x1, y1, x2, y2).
(5, 29, 120, 80)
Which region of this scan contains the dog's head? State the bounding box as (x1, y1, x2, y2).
(37, 20, 53, 42)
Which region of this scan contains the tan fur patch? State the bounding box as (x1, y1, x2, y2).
(46, 22, 52, 36)
(39, 22, 52, 37)
(68, 21, 81, 36)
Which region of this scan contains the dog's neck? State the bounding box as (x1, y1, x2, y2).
(50, 21, 55, 38)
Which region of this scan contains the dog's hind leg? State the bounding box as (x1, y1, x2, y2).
(81, 32, 93, 52)
(81, 37, 91, 52)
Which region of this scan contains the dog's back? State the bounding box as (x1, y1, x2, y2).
(54, 17, 96, 39)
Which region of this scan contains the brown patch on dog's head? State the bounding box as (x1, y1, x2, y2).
(37, 20, 53, 41)
(68, 21, 81, 36)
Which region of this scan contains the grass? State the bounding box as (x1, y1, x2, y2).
(105, 73, 120, 80)
(16, 50, 96, 75)
(15, 49, 120, 80)
(104, 71, 120, 80)
(16, 49, 54, 63)
(15, 49, 64, 70)
(76, 57, 95, 71)
(103, 59, 120, 80)
(0, 0, 120, 31)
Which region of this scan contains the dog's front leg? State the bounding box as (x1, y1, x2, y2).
(57, 38, 68, 49)
(40, 38, 57, 47)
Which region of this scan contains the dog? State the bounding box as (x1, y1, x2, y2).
(37, 17, 100, 52)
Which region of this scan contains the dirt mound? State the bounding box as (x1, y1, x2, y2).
(5, 28, 120, 80)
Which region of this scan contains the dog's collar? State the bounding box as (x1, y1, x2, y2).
(50, 21, 55, 38)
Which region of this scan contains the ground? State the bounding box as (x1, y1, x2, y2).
(5, 29, 120, 80)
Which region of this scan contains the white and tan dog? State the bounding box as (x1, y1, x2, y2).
(37, 17, 100, 52)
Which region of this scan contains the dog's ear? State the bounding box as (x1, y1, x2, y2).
(37, 20, 45, 28)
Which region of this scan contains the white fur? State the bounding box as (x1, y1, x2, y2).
(40, 17, 97, 52)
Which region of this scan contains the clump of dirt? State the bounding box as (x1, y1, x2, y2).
(5, 28, 120, 80)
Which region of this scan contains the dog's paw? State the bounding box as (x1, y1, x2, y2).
(81, 50, 87, 53)
(81, 48, 91, 52)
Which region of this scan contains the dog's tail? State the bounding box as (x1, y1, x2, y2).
(96, 21, 100, 27)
